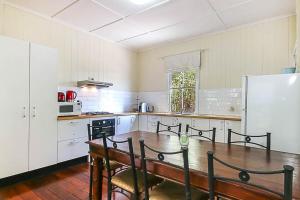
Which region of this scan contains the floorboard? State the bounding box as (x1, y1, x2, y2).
(0, 163, 127, 200)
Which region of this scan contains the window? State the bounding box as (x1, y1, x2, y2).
(169, 70, 197, 113)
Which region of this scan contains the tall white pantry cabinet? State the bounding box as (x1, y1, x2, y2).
(0, 35, 58, 179)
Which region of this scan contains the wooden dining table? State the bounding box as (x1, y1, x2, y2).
(87, 131, 300, 200)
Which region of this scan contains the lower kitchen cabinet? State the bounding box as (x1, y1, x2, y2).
(138, 115, 148, 131)
(57, 119, 89, 163)
(209, 120, 225, 143)
(58, 137, 88, 163)
(147, 115, 162, 132)
(225, 120, 242, 144)
(116, 115, 138, 135)
(190, 119, 210, 139)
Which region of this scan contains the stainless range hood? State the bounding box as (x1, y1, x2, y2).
(77, 80, 113, 88)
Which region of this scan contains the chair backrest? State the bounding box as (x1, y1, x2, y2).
(227, 129, 271, 150)
(156, 121, 182, 136)
(207, 151, 294, 200)
(139, 139, 191, 200)
(102, 134, 139, 196)
(186, 124, 216, 142)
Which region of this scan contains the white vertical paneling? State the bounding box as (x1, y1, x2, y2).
(0, 3, 138, 91)
(138, 15, 296, 91)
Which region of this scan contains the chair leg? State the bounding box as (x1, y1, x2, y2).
(89, 162, 93, 200)
(107, 179, 112, 200)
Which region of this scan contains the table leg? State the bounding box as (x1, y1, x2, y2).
(92, 157, 103, 200)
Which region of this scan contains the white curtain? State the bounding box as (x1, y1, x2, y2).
(163, 50, 201, 72)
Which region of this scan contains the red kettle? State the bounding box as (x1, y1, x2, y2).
(66, 90, 77, 102)
(58, 92, 65, 102)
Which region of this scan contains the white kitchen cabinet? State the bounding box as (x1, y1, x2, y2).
(190, 119, 210, 140)
(58, 119, 90, 141)
(116, 115, 138, 135)
(138, 115, 148, 131)
(29, 43, 58, 170)
(58, 137, 89, 163)
(57, 119, 89, 163)
(147, 115, 162, 132)
(177, 117, 192, 133)
(225, 120, 242, 144)
(209, 120, 225, 143)
(0, 36, 30, 179)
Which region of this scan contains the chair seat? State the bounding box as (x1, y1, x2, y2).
(149, 181, 208, 200)
(111, 168, 162, 194)
(104, 159, 123, 171)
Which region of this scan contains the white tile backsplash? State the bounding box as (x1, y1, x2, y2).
(58, 86, 138, 113)
(58, 86, 241, 115)
(138, 88, 242, 115)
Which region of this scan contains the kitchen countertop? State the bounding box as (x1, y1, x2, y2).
(57, 112, 241, 121)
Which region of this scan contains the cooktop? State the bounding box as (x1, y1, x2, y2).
(83, 112, 114, 115)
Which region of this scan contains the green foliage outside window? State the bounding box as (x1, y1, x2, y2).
(170, 70, 196, 113)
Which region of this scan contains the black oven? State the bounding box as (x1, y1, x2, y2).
(90, 118, 115, 139)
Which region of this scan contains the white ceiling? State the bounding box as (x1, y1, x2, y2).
(5, 0, 296, 50)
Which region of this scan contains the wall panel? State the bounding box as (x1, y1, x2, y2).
(137, 16, 296, 91)
(0, 3, 138, 91)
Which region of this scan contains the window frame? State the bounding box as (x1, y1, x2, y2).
(168, 68, 199, 114)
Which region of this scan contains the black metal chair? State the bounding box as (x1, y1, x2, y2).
(156, 121, 182, 136)
(207, 151, 294, 200)
(186, 124, 216, 142)
(139, 139, 209, 200)
(103, 134, 162, 200)
(227, 129, 271, 150)
(87, 124, 123, 200)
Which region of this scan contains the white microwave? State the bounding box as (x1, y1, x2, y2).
(58, 101, 82, 116)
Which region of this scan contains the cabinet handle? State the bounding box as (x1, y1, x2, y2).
(117, 118, 120, 125)
(22, 106, 26, 118)
(32, 106, 36, 118)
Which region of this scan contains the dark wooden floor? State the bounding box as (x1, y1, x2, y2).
(0, 163, 127, 200)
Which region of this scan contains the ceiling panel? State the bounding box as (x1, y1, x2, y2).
(128, 0, 215, 33)
(121, 14, 224, 50)
(54, 0, 122, 31)
(93, 18, 148, 41)
(93, 0, 168, 16)
(208, 0, 250, 12)
(5, 0, 77, 16)
(219, 0, 296, 27)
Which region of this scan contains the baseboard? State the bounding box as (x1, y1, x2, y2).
(0, 156, 88, 187)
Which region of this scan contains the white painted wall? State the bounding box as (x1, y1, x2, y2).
(137, 16, 296, 91)
(0, 2, 138, 92)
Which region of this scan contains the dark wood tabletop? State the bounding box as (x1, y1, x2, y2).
(87, 131, 300, 200)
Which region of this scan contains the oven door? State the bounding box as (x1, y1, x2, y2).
(92, 119, 115, 139)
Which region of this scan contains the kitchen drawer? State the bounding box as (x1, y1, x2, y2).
(58, 137, 88, 163)
(58, 119, 89, 141)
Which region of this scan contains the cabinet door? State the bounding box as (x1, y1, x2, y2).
(138, 115, 148, 131)
(130, 115, 138, 131)
(116, 116, 131, 135)
(225, 120, 242, 145)
(190, 119, 210, 140)
(147, 115, 162, 132)
(0, 36, 30, 178)
(29, 43, 58, 170)
(160, 117, 179, 135)
(177, 117, 191, 133)
(210, 120, 225, 143)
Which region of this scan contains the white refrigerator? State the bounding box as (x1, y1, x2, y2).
(242, 73, 300, 154)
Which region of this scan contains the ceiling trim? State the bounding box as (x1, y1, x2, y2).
(51, 0, 79, 17)
(136, 14, 296, 53)
(206, 0, 227, 28)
